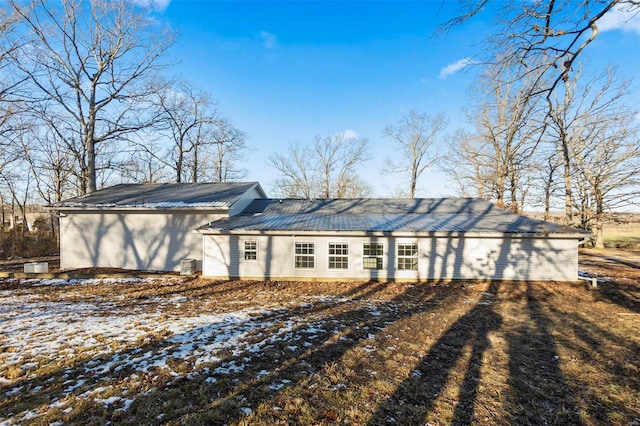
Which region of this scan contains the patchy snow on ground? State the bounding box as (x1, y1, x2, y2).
(0, 277, 366, 425)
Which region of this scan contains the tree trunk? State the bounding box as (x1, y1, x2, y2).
(410, 159, 418, 198)
(593, 188, 605, 249)
(495, 172, 506, 209)
(87, 138, 96, 192)
(86, 93, 98, 193)
(561, 137, 573, 225)
(176, 148, 183, 183)
(543, 159, 554, 221)
(594, 220, 604, 249)
(192, 142, 199, 183)
(509, 172, 519, 213)
(216, 145, 224, 183)
(323, 174, 330, 198)
(0, 192, 5, 230)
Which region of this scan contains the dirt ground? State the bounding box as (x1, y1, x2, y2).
(1, 248, 639, 425)
(0, 256, 60, 272)
(579, 248, 640, 286)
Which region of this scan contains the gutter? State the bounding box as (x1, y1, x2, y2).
(577, 236, 592, 245)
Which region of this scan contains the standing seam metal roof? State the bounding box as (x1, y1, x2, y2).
(52, 182, 264, 208)
(201, 198, 588, 235)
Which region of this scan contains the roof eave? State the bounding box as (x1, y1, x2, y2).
(197, 228, 589, 239)
(48, 205, 231, 212)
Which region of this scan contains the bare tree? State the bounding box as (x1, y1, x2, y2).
(382, 111, 447, 198)
(138, 81, 249, 184)
(533, 147, 563, 221)
(267, 133, 372, 198)
(146, 81, 218, 183)
(548, 78, 579, 225)
(267, 143, 317, 198)
(0, 6, 26, 177)
(441, 128, 493, 199)
(203, 121, 249, 183)
(440, 1, 639, 104)
(550, 67, 640, 246)
(314, 134, 371, 198)
(8, 0, 175, 193)
(1, 163, 33, 237)
(119, 147, 168, 184)
(443, 69, 544, 213)
(21, 127, 75, 205)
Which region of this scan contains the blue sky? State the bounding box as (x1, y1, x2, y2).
(147, 1, 640, 198)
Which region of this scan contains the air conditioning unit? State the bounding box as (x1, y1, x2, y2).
(180, 259, 197, 275)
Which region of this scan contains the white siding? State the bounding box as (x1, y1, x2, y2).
(202, 234, 578, 281)
(60, 211, 226, 271)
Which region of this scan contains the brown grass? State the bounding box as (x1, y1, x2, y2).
(0, 252, 639, 425)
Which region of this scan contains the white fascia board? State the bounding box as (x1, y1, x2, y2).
(51, 206, 230, 213)
(197, 229, 588, 239)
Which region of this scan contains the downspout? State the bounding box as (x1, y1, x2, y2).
(577, 235, 597, 287)
(577, 237, 590, 246)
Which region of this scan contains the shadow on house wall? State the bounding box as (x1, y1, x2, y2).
(204, 198, 574, 281)
(63, 210, 225, 271)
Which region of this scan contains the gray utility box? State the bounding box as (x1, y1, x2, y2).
(180, 259, 197, 275)
(24, 262, 49, 273)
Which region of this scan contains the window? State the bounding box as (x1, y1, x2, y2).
(244, 240, 257, 261)
(363, 243, 384, 270)
(328, 243, 349, 269)
(295, 242, 315, 269)
(397, 243, 418, 271)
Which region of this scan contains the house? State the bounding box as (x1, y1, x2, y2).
(1, 205, 42, 231)
(52, 182, 266, 271)
(53, 182, 588, 281)
(198, 198, 589, 281)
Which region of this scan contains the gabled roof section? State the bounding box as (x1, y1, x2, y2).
(52, 182, 266, 210)
(200, 198, 588, 237)
(242, 198, 502, 215)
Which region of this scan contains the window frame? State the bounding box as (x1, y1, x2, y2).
(362, 242, 384, 270)
(294, 242, 316, 269)
(243, 240, 258, 261)
(397, 242, 419, 271)
(328, 242, 349, 270)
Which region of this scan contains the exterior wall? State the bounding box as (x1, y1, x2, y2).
(60, 210, 226, 271)
(202, 234, 579, 281)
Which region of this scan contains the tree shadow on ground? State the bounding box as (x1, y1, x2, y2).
(367, 281, 503, 425)
(579, 250, 640, 313)
(504, 282, 584, 425)
(0, 280, 468, 425)
(595, 279, 640, 314)
(116, 281, 472, 425)
(3, 278, 636, 425)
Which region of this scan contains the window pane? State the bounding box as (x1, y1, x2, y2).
(397, 244, 418, 271)
(363, 257, 382, 270)
(398, 258, 414, 270)
(295, 243, 315, 269)
(244, 241, 257, 260)
(329, 243, 348, 269)
(363, 243, 383, 270)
